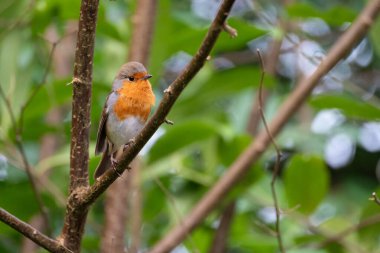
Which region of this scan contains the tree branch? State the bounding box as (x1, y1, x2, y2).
(60, 0, 99, 251)
(66, 0, 237, 213)
(148, 1, 380, 252)
(0, 208, 71, 253)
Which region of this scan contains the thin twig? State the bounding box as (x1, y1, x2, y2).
(164, 118, 174, 125)
(369, 192, 380, 206)
(0, 208, 71, 253)
(257, 49, 285, 253)
(222, 22, 238, 38)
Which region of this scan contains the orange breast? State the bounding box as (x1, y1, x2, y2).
(113, 80, 155, 121)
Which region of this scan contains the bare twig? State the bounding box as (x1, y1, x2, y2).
(0, 208, 71, 253)
(148, 1, 380, 252)
(164, 118, 174, 125)
(246, 38, 282, 134)
(60, 0, 99, 251)
(257, 49, 285, 253)
(369, 192, 380, 206)
(222, 22, 238, 38)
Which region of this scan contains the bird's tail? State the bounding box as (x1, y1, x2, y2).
(94, 151, 111, 179)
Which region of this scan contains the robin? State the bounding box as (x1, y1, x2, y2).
(94, 61, 155, 179)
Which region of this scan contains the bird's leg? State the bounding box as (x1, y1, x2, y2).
(110, 152, 119, 168)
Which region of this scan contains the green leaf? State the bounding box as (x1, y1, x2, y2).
(309, 94, 380, 121)
(284, 154, 329, 214)
(25, 78, 72, 122)
(370, 15, 380, 56)
(218, 134, 252, 166)
(176, 65, 266, 117)
(286, 3, 356, 26)
(0, 181, 38, 221)
(147, 120, 220, 164)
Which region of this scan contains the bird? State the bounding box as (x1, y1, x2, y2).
(94, 61, 155, 179)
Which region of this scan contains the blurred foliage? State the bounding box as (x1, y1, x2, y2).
(0, 0, 380, 253)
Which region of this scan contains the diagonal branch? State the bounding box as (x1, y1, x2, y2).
(69, 0, 237, 209)
(0, 208, 71, 253)
(147, 1, 380, 252)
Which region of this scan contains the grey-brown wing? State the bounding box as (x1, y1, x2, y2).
(95, 95, 110, 155)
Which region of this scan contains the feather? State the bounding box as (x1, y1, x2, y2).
(95, 94, 110, 155)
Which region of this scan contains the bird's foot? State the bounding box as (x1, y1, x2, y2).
(123, 138, 135, 152)
(110, 155, 123, 178)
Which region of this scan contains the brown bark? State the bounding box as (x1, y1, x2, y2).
(61, 0, 99, 251)
(20, 215, 46, 253)
(0, 208, 70, 253)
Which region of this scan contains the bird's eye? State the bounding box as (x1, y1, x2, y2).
(128, 76, 135, 81)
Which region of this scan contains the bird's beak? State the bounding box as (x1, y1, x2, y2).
(142, 74, 152, 80)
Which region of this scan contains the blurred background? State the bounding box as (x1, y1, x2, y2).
(0, 0, 380, 252)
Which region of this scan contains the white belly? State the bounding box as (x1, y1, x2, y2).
(106, 114, 144, 151)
